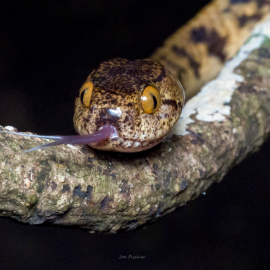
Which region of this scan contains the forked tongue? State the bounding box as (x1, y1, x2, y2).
(0, 125, 115, 153)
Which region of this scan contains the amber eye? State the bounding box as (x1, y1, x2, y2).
(79, 81, 93, 107)
(141, 86, 161, 114)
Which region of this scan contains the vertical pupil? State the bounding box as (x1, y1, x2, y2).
(81, 89, 87, 104)
(152, 94, 157, 109)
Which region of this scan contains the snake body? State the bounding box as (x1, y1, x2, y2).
(152, 0, 270, 100)
(2, 0, 270, 152)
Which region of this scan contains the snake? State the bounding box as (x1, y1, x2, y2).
(1, 0, 270, 152)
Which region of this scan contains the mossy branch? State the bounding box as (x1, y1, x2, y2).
(1, 20, 270, 232)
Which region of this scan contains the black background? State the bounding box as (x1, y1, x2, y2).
(1, 1, 270, 269)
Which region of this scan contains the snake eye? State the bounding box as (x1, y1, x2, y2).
(141, 86, 161, 114)
(79, 81, 93, 107)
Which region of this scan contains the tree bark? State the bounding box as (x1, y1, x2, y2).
(1, 19, 270, 233)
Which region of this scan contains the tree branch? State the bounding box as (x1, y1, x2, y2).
(1, 19, 270, 232)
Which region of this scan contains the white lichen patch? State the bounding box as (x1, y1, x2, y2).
(56, 195, 72, 211)
(24, 179, 31, 188)
(171, 17, 270, 136)
(4, 126, 16, 131)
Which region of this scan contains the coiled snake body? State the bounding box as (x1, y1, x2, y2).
(1, 0, 270, 152)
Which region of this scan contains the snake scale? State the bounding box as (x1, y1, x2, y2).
(1, 0, 270, 152)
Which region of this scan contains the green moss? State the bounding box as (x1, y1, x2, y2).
(243, 34, 270, 47)
(261, 37, 270, 48)
(27, 194, 38, 205)
(36, 168, 50, 193)
(201, 145, 209, 155)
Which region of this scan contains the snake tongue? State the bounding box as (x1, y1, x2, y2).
(0, 125, 116, 152)
(24, 124, 116, 152)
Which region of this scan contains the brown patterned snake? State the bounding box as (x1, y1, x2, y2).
(1, 0, 270, 152)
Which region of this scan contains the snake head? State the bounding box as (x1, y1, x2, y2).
(74, 58, 184, 152)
